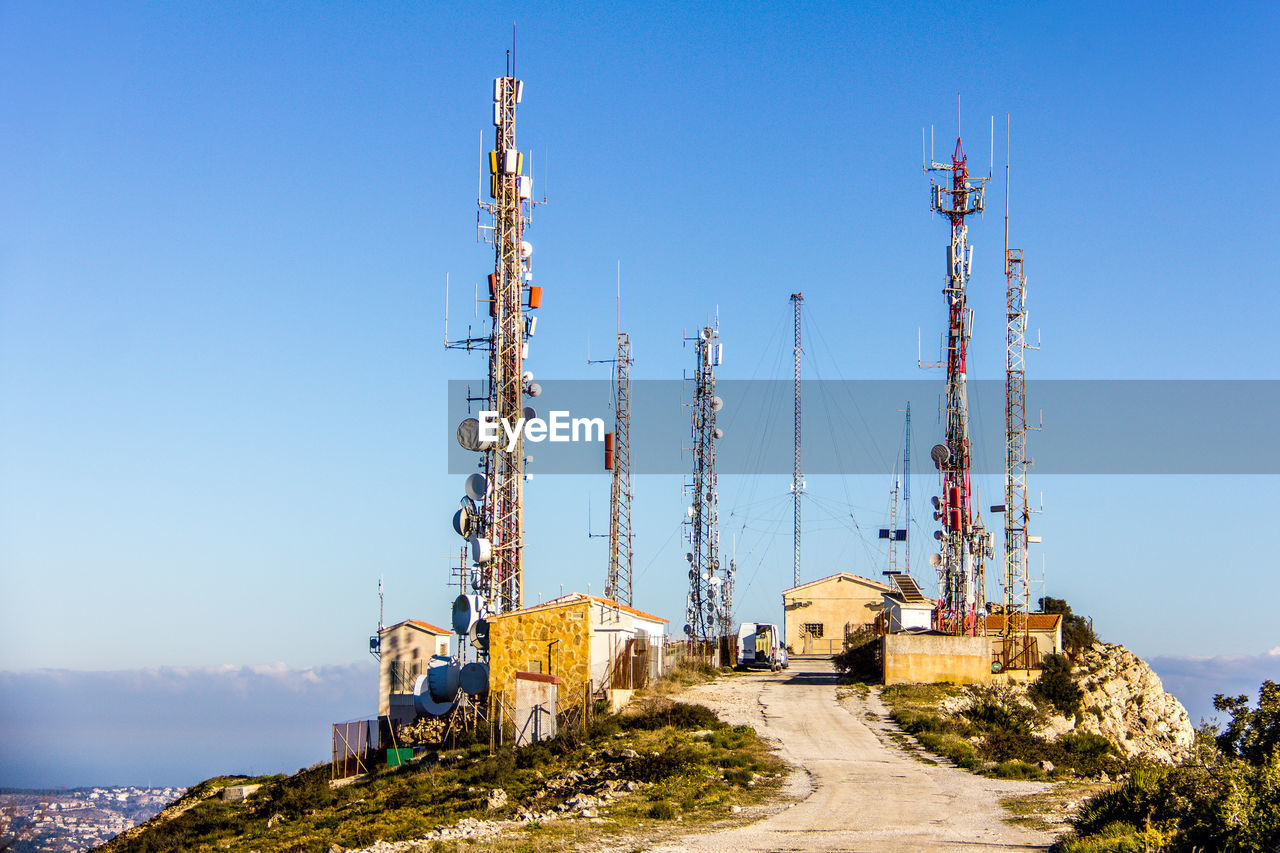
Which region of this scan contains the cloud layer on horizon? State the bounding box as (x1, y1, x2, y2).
(0, 663, 373, 788)
(3, 652, 1278, 789)
(1148, 649, 1280, 726)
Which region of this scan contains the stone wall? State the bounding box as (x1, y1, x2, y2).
(882, 634, 991, 685)
(488, 600, 593, 698)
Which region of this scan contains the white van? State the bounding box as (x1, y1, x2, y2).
(736, 622, 788, 671)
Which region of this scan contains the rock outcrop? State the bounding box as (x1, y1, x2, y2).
(1061, 642, 1195, 764)
(940, 642, 1195, 765)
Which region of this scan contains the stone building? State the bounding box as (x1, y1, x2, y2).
(486, 593, 667, 702)
(781, 572, 891, 654)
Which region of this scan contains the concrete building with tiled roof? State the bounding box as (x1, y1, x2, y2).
(781, 572, 893, 655)
(378, 618, 452, 718)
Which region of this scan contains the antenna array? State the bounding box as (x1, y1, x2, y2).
(683, 324, 730, 640)
(923, 120, 994, 636)
(447, 65, 544, 617)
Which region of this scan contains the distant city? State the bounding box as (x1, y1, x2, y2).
(0, 786, 184, 852)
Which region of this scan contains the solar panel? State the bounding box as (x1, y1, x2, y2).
(889, 573, 927, 603)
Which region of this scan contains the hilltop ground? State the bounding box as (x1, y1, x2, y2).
(648, 660, 1054, 852)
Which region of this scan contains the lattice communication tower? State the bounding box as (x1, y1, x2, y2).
(683, 325, 730, 640)
(924, 129, 993, 636)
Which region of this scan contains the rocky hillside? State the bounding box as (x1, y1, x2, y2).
(1059, 642, 1195, 764)
(940, 642, 1195, 766)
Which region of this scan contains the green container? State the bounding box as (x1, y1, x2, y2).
(387, 748, 414, 767)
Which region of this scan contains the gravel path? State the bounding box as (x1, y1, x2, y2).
(649, 660, 1055, 853)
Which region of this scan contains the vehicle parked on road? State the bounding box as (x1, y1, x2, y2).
(737, 622, 788, 671)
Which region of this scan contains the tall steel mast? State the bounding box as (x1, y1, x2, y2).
(790, 293, 803, 588)
(472, 60, 538, 614)
(1000, 122, 1038, 666)
(925, 122, 991, 636)
(684, 324, 728, 640)
(605, 332, 634, 606)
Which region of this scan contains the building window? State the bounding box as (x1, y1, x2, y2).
(803, 623, 824, 638)
(389, 660, 419, 693)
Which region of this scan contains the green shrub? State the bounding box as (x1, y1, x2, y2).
(625, 746, 698, 783)
(623, 701, 723, 731)
(994, 759, 1044, 780)
(647, 801, 676, 820)
(1030, 653, 1082, 716)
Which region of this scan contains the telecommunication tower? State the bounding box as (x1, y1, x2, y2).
(447, 54, 543, 616)
(683, 324, 730, 640)
(790, 293, 803, 588)
(879, 407, 911, 574)
(604, 332, 634, 605)
(998, 124, 1039, 667)
(923, 118, 993, 636)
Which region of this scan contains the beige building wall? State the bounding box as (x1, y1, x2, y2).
(782, 573, 891, 654)
(882, 634, 992, 685)
(378, 621, 451, 717)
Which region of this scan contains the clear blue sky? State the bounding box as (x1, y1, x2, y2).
(3, 0, 1279, 682)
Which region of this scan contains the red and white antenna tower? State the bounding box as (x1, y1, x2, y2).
(448, 50, 545, 616)
(923, 109, 994, 636)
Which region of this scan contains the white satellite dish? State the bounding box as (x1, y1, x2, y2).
(699, 328, 711, 340)
(522, 370, 534, 384)
(686, 506, 695, 518)
(930, 444, 950, 468)
(527, 382, 542, 398)
(929, 552, 943, 567)
(520, 240, 533, 259)
(712, 427, 724, 439)
(470, 536, 493, 564)
(709, 396, 724, 412)
(452, 508, 473, 538)
(464, 473, 489, 501)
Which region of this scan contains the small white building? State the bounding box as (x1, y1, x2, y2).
(881, 573, 934, 633)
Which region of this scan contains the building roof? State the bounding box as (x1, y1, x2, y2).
(488, 592, 669, 624)
(381, 618, 452, 636)
(782, 572, 892, 595)
(982, 613, 1063, 633)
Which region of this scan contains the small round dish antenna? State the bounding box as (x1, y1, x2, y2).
(709, 396, 724, 412)
(457, 418, 486, 451)
(464, 473, 489, 501)
(930, 444, 950, 469)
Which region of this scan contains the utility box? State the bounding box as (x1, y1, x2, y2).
(514, 672, 559, 746)
(386, 748, 414, 768)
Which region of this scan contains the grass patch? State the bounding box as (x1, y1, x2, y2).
(99, 701, 784, 853)
(881, 683, 1126, 781)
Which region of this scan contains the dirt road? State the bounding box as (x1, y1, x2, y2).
(649, 660, 1054, 852)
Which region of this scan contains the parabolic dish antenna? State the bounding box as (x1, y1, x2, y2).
(929, 552, 943, 567)
(709, 396, 724, 412)
(452, 508, 473, 538)
(930, 444, 950, 468)
(457, 418, 485, 451)
(464, 473, 489, 501)
(523, 406, 537, 422)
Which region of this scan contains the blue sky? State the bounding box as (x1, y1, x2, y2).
(2, 1, 1279, 783)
